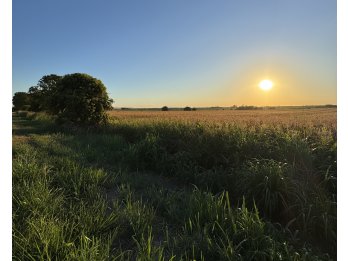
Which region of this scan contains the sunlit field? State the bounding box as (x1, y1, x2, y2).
(13, 108, 336, 260)
(108, 108, 336, 127)
(12, 0, 337, 258)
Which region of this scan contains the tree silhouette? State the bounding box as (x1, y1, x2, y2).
(28, 74, 62, 111)
(12, 92, 30, 111)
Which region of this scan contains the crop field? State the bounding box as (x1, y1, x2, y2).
(13, 108, 336, 260)
(108, 108, 336, 127)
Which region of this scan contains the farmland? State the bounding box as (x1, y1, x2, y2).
(13, 108, 336, 260)
(108, 108, 336, 127)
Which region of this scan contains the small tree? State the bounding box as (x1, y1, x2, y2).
(28, 74, 62, 111)
(184, 106, 192, 111)
(50, 73, 113, 125)
(161, 106, 169, 111)
(12, 92, 30, 111)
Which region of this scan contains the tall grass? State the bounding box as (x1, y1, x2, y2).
(13, 111, 336, 259)
(106, 114, 336, 257)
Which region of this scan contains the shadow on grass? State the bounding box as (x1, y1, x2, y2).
(12, 115, 58, 136)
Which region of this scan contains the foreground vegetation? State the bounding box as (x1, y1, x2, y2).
(13, 109, 336, 260)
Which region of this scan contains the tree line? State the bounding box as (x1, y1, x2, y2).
(13, 73, 113, 125)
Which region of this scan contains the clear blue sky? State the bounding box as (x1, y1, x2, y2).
(13, 0, 336, 107)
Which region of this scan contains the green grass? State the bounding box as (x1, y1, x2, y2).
(12, 112, 336, 260)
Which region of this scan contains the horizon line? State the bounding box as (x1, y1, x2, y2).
(112, 104, 337, 109)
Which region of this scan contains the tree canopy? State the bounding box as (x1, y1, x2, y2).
(50, 73, 113, 125)
(13, 73, 114, 126)
(28, 74, 62, 111)
(12, 92, 30, 111)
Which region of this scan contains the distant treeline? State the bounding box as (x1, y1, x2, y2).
(120, 106, 197, 111)
(116, 104, 336, 111)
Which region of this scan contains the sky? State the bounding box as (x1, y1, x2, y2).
(13, 0, 336, 107)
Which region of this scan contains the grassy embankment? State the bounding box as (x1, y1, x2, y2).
(13, 109, 336, 260)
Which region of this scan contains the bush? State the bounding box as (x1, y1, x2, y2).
(183, 106, 192, 111)
(50, 73, 113, 126)
(161, 106, 169, 111)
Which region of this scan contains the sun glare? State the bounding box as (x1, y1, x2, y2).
(259, 79, 273, 91)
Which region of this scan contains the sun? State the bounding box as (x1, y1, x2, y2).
(259, 79, 273, 91)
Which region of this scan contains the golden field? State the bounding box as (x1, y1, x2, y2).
(108, 108, 336, 128)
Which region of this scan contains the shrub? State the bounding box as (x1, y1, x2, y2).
(184, 106, 192, 111)
(161, 106, 169, 111)
(50, 73, 113, 126)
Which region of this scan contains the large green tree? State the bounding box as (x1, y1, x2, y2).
(28, 74, 62, 111)
(50, 73, 113, 125)
(12, 92, 30, 111)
